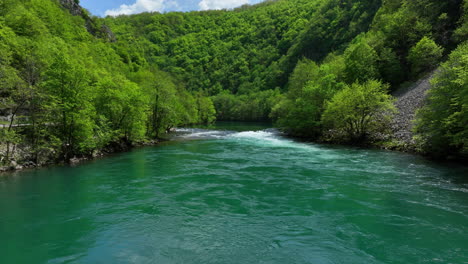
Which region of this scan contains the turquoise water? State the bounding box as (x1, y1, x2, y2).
(0, 122, 467, 263)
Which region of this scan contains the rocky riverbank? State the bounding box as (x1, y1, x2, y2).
(0, 139, 159, 173)
(375, 72, 435, 152)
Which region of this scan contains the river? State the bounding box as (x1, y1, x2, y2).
(0, 122, 467, 263)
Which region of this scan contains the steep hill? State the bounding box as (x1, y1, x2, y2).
(105, 0, 381, 95)
(0, 0, 216, 168)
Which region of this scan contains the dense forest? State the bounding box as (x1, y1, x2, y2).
(0, 0, 467, 168)
(0, 0, 216, 166)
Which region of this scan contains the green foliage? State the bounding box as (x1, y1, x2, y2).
(344, 40, 380, 83)
(196, 94, 216, 124)
(270, 0, 464, 148)
(272, 56, 346, 138)
(287, 59, 319, 95)
(106, 0, 381, 94)
(0, 0, 217, 163)
(0, 128, 21, 164)
(213, 89, 281, 121)
(0, 0, 466, 163)
(42, 54, 96, 154)
(454, 0, 468, 42)
(414, 42, 468, 158)
(407, 36, 444, 77)
(95, 75, 147, 141)
(4, 4, 47, 37)
(377, 47, 404, 85)
(322, 80, 396, 142)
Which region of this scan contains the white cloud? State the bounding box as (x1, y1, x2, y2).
(105, 0, 166, 16)
(198, 0, 250, 10)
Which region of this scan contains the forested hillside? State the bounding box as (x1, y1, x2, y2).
(0, 0, 215, 167)
(105, 0, 382, 120)
(0, 0, 467, 168)
(106, 0, 467, 158)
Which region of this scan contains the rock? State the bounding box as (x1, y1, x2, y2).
(390, 71, 436, 145)
(23, 161, 36, 168)
(59, 0, 83, 16)
(101, 25, 117, 42)
(59, 0, 116, 42)
(92, 150, 102, 158)
(69, 157, 81, 165)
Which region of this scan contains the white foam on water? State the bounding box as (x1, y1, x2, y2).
(228, 129, 320, 151)
(172, 128, 346, 162)
(172, 128, 231, 140)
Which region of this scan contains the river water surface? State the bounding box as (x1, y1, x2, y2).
(0, 122, 467, 263)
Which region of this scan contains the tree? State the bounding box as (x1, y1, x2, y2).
(378, 47, 404, 86)
(414, 42, 468, 158)
(95, 75, 147, 142)
(287, 59, 319, 96)
(454, 0, 468, 42)
(42, 54, 96, 157)
(196, 94, 216, 124)
(322, 80, 396, 142)
(344, 40, 380, 83)
(407, 36, 443, 77)
(212, 91, 241, 121)
(273, 54, 346, 138)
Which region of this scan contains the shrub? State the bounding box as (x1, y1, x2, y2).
(322, 80, 396, 142)
(407, 36, 443, 77)
(414, 42, 468, 159)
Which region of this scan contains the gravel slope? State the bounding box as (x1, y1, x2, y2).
(391, 72, 436, 144)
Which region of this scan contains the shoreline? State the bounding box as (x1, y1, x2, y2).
(2, 126, 465, 175)
(276, 131, 467, 164)
(0, 139, 160, 174)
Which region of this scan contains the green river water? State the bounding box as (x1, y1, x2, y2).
(0, 122, 467, 264)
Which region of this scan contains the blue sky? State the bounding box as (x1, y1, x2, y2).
(80, 0, 264, 17)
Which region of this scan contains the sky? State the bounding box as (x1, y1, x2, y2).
(80, 0, 265, 17)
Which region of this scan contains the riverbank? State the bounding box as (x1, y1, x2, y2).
(301, 71, 465, 161)
(0, 138, 160, 173)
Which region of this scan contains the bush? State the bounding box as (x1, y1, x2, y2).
(407, 36, 443, 77)
(344, 41, 380, 83)
(322, 80, 396, 142)
(414, 42, 468, 159)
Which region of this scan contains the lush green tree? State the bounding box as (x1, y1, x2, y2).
(378, 47, 404, 85)
(344, 40, 380, 83)
(213, 89, 280, 121)
(273, 82, 335, 138)
(95, 75, 147, 142)
(454, 0, 468, 42)
(273, 56, 346, 138)
(4, 4, 47, 37)
(287, 59, 319, 95)
(42, 54, 96, 157)
(212, 91, 241, 121)
(414, 42, 468, 158)
(196, 93, 216, 124)
(322, 80, 396, 142)
(407, 36, 444, 77)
